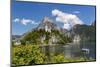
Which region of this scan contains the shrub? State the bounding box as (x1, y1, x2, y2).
(12, 45, 47, 66)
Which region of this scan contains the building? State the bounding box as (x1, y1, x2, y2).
(13, 38, 21, 45)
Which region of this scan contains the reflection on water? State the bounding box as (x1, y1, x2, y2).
(40, 41, 96, 60)
(80, 41, 96, 59)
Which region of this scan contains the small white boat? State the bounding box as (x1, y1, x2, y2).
(81, 48, 90, 54)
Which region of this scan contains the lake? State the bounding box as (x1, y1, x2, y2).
(40, 41, 96, 60)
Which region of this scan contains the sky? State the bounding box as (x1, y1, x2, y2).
(12, 0, 96, 35)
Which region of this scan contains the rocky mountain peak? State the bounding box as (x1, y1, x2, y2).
(42, 16, 53, 23)
(37, 16, 58, 32)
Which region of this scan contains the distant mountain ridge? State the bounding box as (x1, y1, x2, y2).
(70, 20, 96, 41)
(12, 35, 21, 40)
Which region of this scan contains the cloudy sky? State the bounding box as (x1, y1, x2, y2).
(12, 0, 96, 35)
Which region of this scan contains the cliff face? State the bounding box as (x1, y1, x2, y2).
(37, 17, 55, 32)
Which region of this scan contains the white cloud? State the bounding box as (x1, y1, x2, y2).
(52, 9, 84, 30)
(31, 21, 38, 25)
(13, 18, 38, 25)
(63, 23, 71, 30)
(13, 18, 20, 22)
(73, 11, 80, 14)
(20, 18, 33, 25)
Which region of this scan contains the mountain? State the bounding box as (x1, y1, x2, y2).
(37, 17, 55, 31)
(21, 17, 63, 37)
(70, 22, 96, 41)
(12, 16, 96, 45)
(36, 17, 63, 33)
(20, 17, 72, 45)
